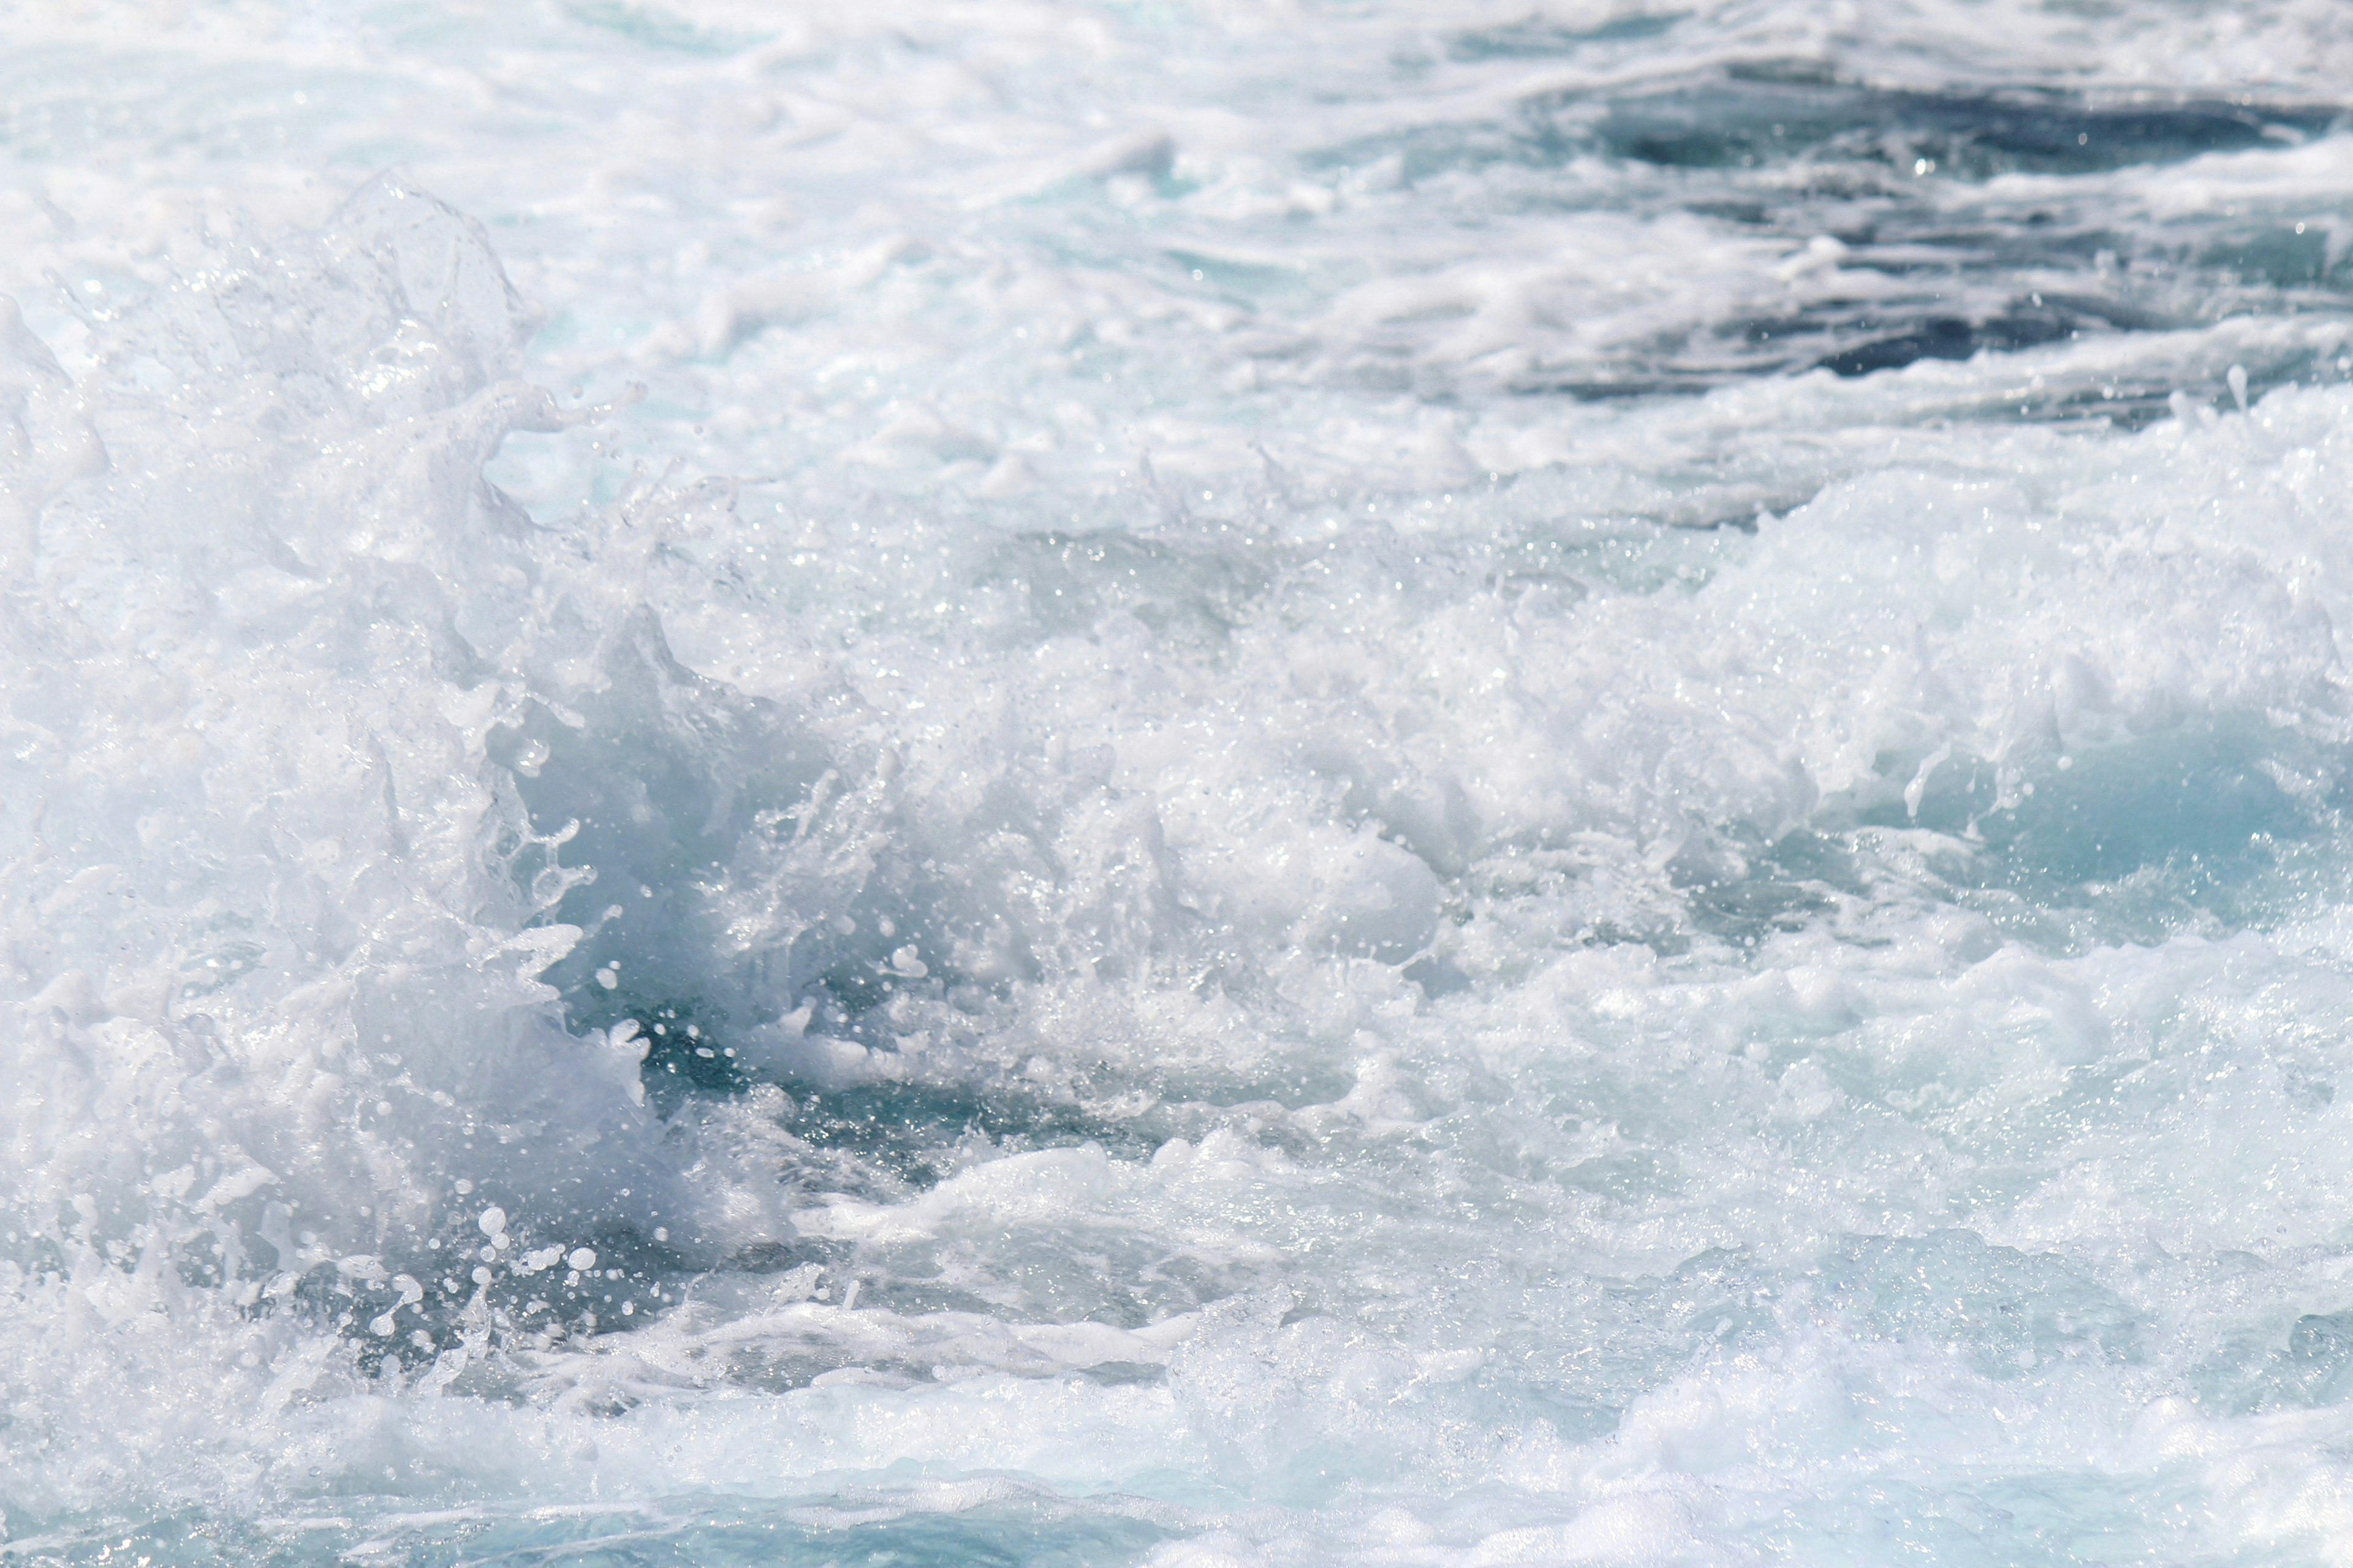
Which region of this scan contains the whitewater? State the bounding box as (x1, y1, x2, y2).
(9, 0, 2353, 1561)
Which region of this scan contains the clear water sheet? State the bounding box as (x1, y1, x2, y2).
(7, 1, 2353, 1562)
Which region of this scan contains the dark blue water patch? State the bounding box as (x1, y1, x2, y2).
(556, 983, 1165, 1221)
(1789, 273, 2353, 421)
(1496, 291, 2158, 396)
(1312, 65, 2353, 402)
(1527, 68, 2345, 180)
(632, 999, 751, 1102)
(555, 988, 754, 1112)
(1324, 72, 2341, 185)
(322, 1205, 691, 1371)
(1806, 299, 2123, 377)
(1693, 221, 2322, 395)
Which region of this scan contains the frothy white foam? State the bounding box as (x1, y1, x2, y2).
(9, 2, 2353, 1564)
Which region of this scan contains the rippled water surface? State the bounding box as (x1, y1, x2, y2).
(9, 1, 2353, 1562)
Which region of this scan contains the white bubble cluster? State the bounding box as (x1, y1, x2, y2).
(5, 1, 2353, 1564)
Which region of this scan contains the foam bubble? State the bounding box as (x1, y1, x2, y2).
(9, 2, 2353, 1562)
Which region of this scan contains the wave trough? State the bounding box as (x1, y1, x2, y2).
(9, 1, 2353, 1562)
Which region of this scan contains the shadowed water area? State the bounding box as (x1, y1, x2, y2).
(8, 2, 2353, 1564)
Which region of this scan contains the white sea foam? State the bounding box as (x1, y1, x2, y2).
(9, 2, 2353, 1563)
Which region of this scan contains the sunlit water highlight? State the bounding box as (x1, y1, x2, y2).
(9, 1, 2353, 1562)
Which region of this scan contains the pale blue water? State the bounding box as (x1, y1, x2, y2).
(9, 2, 2353, 1562)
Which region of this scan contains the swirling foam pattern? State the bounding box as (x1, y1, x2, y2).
(7, 1, 2353, 1562)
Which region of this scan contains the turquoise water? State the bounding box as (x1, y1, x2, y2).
(9, 1, 2353, 1562)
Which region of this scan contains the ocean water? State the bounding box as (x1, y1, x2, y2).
(9, 1, 2353, 1561)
